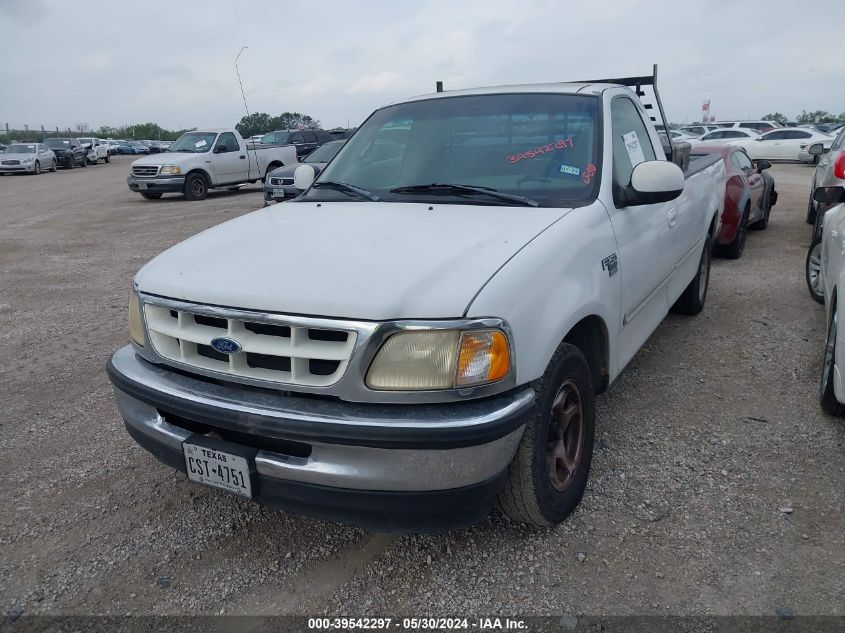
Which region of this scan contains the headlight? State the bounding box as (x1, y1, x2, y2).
(22, 158, 33, 163)
(129, 292, 145, 347)
(160, 165, 181, 175)
(366, 328, 510, 391)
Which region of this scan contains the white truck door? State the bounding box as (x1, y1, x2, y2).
(212, 132, 249, 183)
(606, 96, 675, 367)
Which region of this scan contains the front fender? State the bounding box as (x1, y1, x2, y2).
(466, 202, 620, 384)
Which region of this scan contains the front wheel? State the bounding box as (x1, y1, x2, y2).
(105, 154, 110, 163)
(806, 237, 825, 305)
(32, 160, 41, 175)
(672, 238, 711, 315)
(497, 342, 595, 526)
(80, 154, 87, 167)
(183, 173, 208, 201)
(715, 207, 748, 259)
(820, 308, 845, 416)
(749, 191, 771, 230)
(50, 159, 57, 172)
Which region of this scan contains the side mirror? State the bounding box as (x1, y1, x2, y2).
(293, 164, 316, 191)
(813, 186, 845, 204)
(808, 143, 825, 156)
(756, 160, 772, 171)
(627, 160, 685, 205)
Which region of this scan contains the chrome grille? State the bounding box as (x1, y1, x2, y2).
(143, 303, 356, 387)
(269, 177, 294, 186)
(2, 160, 21, 165)
(132, 165, 159, 177)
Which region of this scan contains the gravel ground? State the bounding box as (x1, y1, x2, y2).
(0, 158, 842, 621)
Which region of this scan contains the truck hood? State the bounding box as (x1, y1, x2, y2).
(136, 202, 567, 320)
(131, 152, 199, 166)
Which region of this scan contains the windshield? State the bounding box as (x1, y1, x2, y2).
(305, 141, 344, 163)
(304, 93, 600, 207)
(168, 132, 217, 153)
(45, 139, 71, 148)
(79, 138, 93, 145)
(8, 144, 37, 153)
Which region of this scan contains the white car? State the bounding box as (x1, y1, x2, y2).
(79, 137, 111, 164)
(731, 128, 833, 162)
(676, 125, 720, 137)
(716, 120, 781, 133)
(0, 143, 57, 174)
(816, 186, 845, 414)
(107, 72, 726, 530)
(689, 128, 761, 146)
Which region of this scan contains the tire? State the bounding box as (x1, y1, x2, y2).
(105, 154, 110, 164)
(671, 238, 711, 315)
(749, 191, 771, 230)
(66, 157, 74, 170)
(497, 342, 595, 526)
(807, 192, 817, 225)
(140, 192, 163, 200)
(80, 154, 87, 168)
(820, 308, 845, 416)
(183, 173, 208, 201)
(806, 237, 825, 305)
(50, 159, 57, 172)
(32, 161, 40, 175)
(813, 154, 821, 166)
(715, 206, 748, 259)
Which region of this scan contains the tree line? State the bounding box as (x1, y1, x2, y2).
(761, 111, 845, 126)
(2, 112, 324, 144)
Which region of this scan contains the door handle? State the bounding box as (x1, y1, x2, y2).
(667, 208, 678, 228)
(239, 155, 246, 159)
(820, 162, 828, 167)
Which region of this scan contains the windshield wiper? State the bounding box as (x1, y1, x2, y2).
(168, 148, 193, 153)
(389, 183, 539, 207)
(312, 180, 380, 201)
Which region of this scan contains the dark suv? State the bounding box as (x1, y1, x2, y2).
(44, 138, 87, 169)
(260, 129, 335, 158)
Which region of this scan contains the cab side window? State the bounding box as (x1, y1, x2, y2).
(732, 151, 754, 171)
(611, 97, 657, 205)
(216, 132, 238, 153)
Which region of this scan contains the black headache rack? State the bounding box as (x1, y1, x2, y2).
(575, 64, 676, 164)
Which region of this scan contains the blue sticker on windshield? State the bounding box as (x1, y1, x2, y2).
(559, 164, 580, 176)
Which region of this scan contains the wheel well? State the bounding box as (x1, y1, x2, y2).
(563, 316, 609, 394)
(186, 169, 210, 184)
(265, 162, 282, 177)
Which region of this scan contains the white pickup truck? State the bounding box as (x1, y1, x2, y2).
(108, 68, 725, 531)
(126, 129, 297, 201)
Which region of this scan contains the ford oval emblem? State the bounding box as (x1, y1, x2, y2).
(210, 337, 241, 354)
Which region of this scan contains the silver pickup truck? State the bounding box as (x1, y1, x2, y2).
(126, 129, 297, 200)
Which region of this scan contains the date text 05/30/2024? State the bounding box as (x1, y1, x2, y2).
(308, 618, 528, 630)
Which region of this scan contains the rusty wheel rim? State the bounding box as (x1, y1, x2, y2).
(546, 379, 585, 491)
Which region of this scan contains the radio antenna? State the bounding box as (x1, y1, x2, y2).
(235, 46, 250, 117)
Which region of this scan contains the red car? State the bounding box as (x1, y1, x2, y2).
(692, 145, 777, 259)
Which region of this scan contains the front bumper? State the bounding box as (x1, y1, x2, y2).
(107, 346, 533, 531)
(127, 175, 186, 194)
(0, 163, 35, 173)
(263, 184, 298, 201)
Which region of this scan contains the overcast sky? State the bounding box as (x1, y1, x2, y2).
(1, 0, 841, 132)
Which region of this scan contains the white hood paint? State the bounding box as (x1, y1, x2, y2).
(136, 202, 568, 320)
(131, 152, 198, 167)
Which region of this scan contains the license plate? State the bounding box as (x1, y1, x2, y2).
(138, 182, 148, 190)
(183, 442, 253, 498)
(272, 188, 286, 198)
